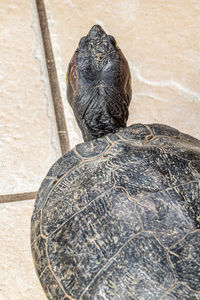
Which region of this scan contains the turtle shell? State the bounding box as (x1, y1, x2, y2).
(31, 123, 200, 300)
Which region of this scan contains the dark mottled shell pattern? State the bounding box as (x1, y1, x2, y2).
(31, 123, 200, 300)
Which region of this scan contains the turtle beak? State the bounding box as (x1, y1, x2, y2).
(78, 24, 106, 50)
(87, 24, 107, 39)
(78, 25, 117, 51)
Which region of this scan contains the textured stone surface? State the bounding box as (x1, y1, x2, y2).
(0, 0, 60, 195)
(45, 0, 200, 146)
(0, 200, 46, 300)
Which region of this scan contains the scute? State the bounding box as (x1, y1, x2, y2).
(116, 123, 151, 141)
(75, 137, 110, 158)
(47, 149, 82, 178)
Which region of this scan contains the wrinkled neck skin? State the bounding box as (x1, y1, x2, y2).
(73, 83, 130, 142)
(67, 25, 132, 142)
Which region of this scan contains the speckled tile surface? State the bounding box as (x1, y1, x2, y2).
(0, 0, 60, 195)
(45, 0, 200, 143)
(0, 200, 46, 300)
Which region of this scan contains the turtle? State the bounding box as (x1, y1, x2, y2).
(31, 25, 200, 300)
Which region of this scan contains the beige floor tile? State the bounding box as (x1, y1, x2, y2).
(0, 200, 46, 300)
(45, 0, 200, 141)
(0, 0, 61, 195)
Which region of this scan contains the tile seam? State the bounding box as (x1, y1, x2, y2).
(1, 0, 70, 204)
(35, 0, 70, 155)
(0, 192, 38, 204)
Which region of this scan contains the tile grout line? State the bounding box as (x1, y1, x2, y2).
(36, 0, 70, 155)
(0, 0, 70, 204)
(0, 192, 38, 204)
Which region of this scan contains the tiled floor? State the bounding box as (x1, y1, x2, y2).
(0, 0, 61, 196)
(0, 0, 200, 299)
(0, 200, 46, 299)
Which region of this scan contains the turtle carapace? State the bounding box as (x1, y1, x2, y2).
(31, 25, 200, 300)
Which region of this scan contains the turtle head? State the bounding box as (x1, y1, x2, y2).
(67, 24, 132, 141)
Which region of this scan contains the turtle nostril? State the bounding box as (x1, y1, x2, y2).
(87, 24, 106, 39)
